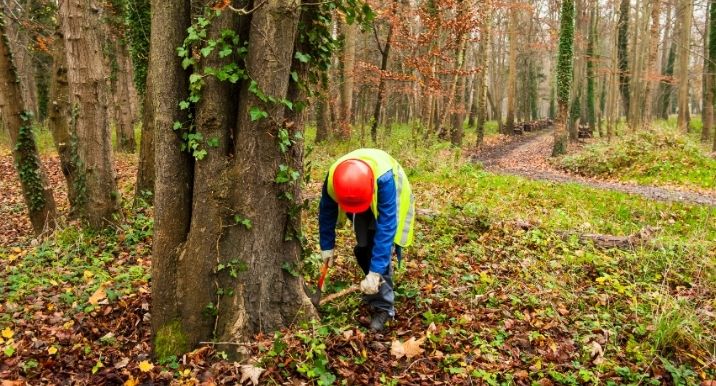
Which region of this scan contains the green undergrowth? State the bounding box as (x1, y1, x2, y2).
(0, 197, 153, 324)
(558, 124, 716, 189)
(291, 125, 716, 383)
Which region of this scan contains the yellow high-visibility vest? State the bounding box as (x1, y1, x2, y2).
(326, 148, 415, 247)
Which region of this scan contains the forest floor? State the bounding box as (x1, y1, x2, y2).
(471, 130, 716, 207)
(1, 130, 715, 385)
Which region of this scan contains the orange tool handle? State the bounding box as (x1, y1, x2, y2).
(317, 260, 329, 290)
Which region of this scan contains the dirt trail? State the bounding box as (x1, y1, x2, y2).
(471, 130, 716, 207)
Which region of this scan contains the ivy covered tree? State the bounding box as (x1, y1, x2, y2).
(0, 12, 57, 235)
(150, 0, 364, 359)
(617, 0, 630, 119)
(552, 0, 574, 156)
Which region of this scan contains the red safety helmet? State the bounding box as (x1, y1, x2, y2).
(333, 159, 374, 213)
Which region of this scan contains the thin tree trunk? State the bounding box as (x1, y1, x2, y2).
(0, 13, 56, 235)
(47, 27, 81, 213)
(505, 6, 518, 134)
(703, 0, 716, 143)
(642, 0, 661, 128)
(553, 0, 574, 156)
(617, 0, 630, 119)
(114, 41, 136, 153)
(476, 9, 490, 148)
(315, 83, 331, 142)
(370, 1, 397, 144)
(59, 0, 119, 227)
(676, 0, 692, 132)
(217, 0, 312, 348)
(340, 20, 356, 138)
(135, 65, 155, 199)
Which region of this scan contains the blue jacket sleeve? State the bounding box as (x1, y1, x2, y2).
(318, 177, 338, 251)
(370, 171, 397, 274)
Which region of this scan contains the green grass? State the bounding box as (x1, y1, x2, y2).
(0, 122, 143, 155)
(558, 123, 716, 189)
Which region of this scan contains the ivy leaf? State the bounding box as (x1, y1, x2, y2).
(249, 106, 268, 122)
(193, 149, 207, 160)
(200, 46, 214, 57)
(294, 51, 310, 63)
(182, 57, 194, 70)
(219, 46, 233, 58)
(207, 137, 220, 147)
(173, 121, 183, 130)
(248, 80, 268, 102)
(179, 100, 190, 110)
(189, 73, 202, 84)
(290, 71, 299, 82)
(280, 99, 294, 111)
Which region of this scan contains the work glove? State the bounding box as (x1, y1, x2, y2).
(360, 272, 383, 295)
(321, 249, 334, 267)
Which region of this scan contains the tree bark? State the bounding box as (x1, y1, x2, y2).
(150, 0, 194, 359)
(47, 27, 81, 214)
(340, 20, 356, 138)
(676, 0, 692, 132)
(553, 0, 574, 156)
(617, 0, 630, 119)
(135, 65, 155, 199)
(215, 0, 313, 350)
(642, 0, 661, 128)
(0, 13, 56, 235)
(505, 6, 518, 134)
(113, 40, 137, 153)
(3, 9, 38, 117)
(59, 0, 120, 227)
(703, 0, 716, 143)
(315, 81, 331, 142)
(476, 7, 491, 147)
(177, 6, 242, 351)
(370, 0, 397, 144)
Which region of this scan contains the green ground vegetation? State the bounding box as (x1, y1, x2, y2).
(0, 123, 713, 384)
(559, 122, 716, 189)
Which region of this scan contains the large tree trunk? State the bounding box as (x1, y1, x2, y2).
(47, 27, 81, 214)
(0, 13, 57, 235)
(113, 41, 137, 153)
(59, 0, 120, 227)
(150, 0, 194, 359)
(676, 0, 692, 132)
(217, 0, 313, 351)
(340, 20, 356, 138)
(152, 0, 315, 359)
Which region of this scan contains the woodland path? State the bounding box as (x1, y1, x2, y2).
(471, 129, 716, 207)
